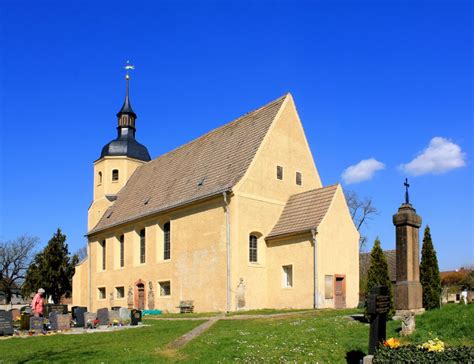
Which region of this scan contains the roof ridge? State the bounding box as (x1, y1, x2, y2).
(289, 183, 339, 198)
(146, 94, 288, 164)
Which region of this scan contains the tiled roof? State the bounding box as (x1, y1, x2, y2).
(266, 185, 338, 239)
(89, 94, 288, 235)
(359, 249, 397, 282)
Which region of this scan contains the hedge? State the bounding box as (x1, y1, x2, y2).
(373, 345, 474, 363)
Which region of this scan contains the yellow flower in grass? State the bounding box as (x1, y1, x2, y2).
(384, 338, 401, 349)
(419, 338, 445, 352)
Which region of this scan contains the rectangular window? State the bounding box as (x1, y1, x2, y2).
(98, 287, 106, 299)
(139, 229, 146, 264)
(164, 222, 171, 260)
(249, 235, 258, 263)
(296, 172, 302, 186)
(282, 265, 293, 287)
(325, 275, 334, 299)
(116, 286, 125, 299)
(159, 281, 171, 296)
(277, 165, 283, 180)
(119, 235, 124, 267)
(101, 240, 106, 270)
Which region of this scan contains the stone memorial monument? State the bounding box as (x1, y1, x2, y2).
(30, 317, 44, 331)
(127, 287, 134, 309)
(392, 179, 424, 315)
(97, 308, 109, 325)
(148, 282, 155, 310)
(75, 307, 87, 327)
(0, 310, 13, 336)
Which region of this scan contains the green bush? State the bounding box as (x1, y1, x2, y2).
(373, 345, 474, 363)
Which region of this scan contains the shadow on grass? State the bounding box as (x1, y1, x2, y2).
(345, 350, 366, 364)
(17, 349, 98, 364)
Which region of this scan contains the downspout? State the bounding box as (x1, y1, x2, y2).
(223, 191, 231, 312)
(311, 228, 319, 309)
(88, 241, 92, 311)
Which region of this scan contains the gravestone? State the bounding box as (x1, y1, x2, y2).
(83, 312, 96, 326)
(367, 286, 389, 355)
(71, 306, 79, 319)
(0, 310, 13, 336)
(97, 308, 109, 325)
(20, 313, 31, 330)
(75, 307, 87, 327)
(9, 308, 21, 321)
(119, 308, 130, 322)
(20, 306, 32, 315)
(49, 311, 59, 330)
(57, 314, 71, 331)
(44, 304, 67, 318)
(30, 316, 44, 331)
(130, 309, 142, 326)
(109, 310, 120, 323)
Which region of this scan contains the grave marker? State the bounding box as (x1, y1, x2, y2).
(75, 307, 87, 327)
(0, 310, 13, 336)
(83, 312, 96, 326)
(119, 308, 130, 322)
(9, 308, 20, 321)
(109, 310, 120, 323)
(49, 311, 59, 330)
(97, 308, 109, 325)
(30, 317, 44, 331)
(20, 313, 31, 330)
(57, 314, 71, 331)
(367, 286, 389, 355)
(44, 304, 68, 317)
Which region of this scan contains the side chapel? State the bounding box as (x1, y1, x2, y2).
(72, 74, 359, 312)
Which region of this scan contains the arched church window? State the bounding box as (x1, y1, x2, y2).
(112, 169, 119, 181)
(139, 229, 146, 264)
(249, 235, 258, 262)
(98, 171, 102, 185)
(164, 222, 171, 260)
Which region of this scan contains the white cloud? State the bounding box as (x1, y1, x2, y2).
(400, 137, 466, 176)
(342, 158, 385, 184)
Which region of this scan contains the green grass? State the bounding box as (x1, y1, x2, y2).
(0, 305, 472, 363)
(225, 308, 313, 316)
(152, 312, 221, 319)
(0, 320, 204, 363)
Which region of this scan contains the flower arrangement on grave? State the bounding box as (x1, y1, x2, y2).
(86, 319, 100, 329)
(418, 338, 445, 352)
(111, 319, 120, 327)
(384, 338, 401, 349)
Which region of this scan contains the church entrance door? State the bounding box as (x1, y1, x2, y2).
(334, 275, 346, 309)
(137, 283, 145, 310)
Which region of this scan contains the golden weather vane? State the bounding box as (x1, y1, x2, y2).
(124, 60, 135, 80)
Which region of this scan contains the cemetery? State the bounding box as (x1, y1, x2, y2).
(0, 304, 145, 339)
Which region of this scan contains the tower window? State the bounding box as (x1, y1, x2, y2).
(277, 165, 283, 180)
(296, 172, 302, 186)
(101, 240, 106, 270)
(119, 235, 124, 267)
(139, 229, 146, 264)
(249, 235, 258, 263)
(98, 171, 102, 185)
(112, 169, 119, 181)
(164, 222, 171, 260)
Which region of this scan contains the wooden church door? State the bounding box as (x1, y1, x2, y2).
(137, 283, 145, 310)
(334, 275, 346, 309)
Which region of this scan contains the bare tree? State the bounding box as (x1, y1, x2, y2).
(345, 190, 378, 251)
(0, 235, 38, 303)
(74, 244, 88, 262)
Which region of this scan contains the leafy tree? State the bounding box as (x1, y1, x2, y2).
(345, 190, 378, 251)
(366, 238, 394, 318)
(420, 226, 442, 310)
(23, 229, 78, 303)
(0, 235, 38, 303)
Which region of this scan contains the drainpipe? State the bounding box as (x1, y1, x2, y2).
(223, 191, 231, 312)
(311, 228, 319, 309)
(88, 241, 92, 311)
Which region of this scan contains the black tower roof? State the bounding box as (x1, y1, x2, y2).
(100, 72, 151, 162)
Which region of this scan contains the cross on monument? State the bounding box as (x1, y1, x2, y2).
(404, 178, 410, 204)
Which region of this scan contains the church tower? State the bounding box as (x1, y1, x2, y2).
(88, 67, 151, 230)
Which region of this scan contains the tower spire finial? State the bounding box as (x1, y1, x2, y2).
(117, 61, 137, 129)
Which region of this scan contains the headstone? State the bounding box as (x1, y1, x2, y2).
(83, 312, 96, 326)
(367, 286, 389, 355)
(148, 282, 155, 310)
(57, 314, 71, 331)
(400, 311, 416, 336)
(119, 308, 130, 322)
(97, 308, 109, 325)
(9, 308, 20, 321)
(20, 306, 32, 315)
(44, 304, 67, 318)
(130, 309, 141, 325)
(71, 306, 79, 319)
(29, 316, 44, 331)
(109, 310, 120, 323)
(75, 307, 87, 327)
(49, 311, 59, 330)
(393, 183, 423, 314)
(20, 313, 31, 330)
(0, 310, 13, 336)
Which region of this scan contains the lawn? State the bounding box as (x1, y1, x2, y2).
(0, 304, 472, 363)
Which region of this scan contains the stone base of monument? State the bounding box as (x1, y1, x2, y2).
(394, 281, 423, 310)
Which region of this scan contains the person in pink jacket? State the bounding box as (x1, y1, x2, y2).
(31, 288, 45, 317)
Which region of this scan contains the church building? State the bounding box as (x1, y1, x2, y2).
(72, 74, 359, 313)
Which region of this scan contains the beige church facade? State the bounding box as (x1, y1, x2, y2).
(72, 79, 359, 313)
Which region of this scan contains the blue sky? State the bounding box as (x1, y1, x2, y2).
(0, 0, 472, 270)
